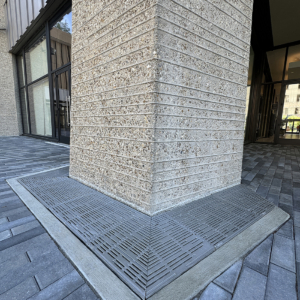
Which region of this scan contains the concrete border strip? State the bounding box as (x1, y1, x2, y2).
(7, 168, 289, 300)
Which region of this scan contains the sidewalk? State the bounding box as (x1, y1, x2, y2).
(0, 137, 100, 300)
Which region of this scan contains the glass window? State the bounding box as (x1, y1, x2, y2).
(20, 88, 29, 134)
(28, 78, 52, 136)
(245, 47, 254, 134)
(50, 10, 72, 71)
(285, 45, 300, 80)
(25, 33, 48, 83)
(266, 48, 286, 82)
(17, 55, 25, 87)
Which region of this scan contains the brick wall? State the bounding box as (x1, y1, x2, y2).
(70, 0, 253, 214)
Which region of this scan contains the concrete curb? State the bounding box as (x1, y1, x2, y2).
(7, 169, 289, 300)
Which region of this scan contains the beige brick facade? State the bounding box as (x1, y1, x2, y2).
(0, 0, 22, 136)
(70, 0, 253, 214)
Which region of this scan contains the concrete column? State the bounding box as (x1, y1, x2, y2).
(70, 0, 254, 215)
(0, 0, 22, 136)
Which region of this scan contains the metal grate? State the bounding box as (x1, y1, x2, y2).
(19, 170, 274, 299)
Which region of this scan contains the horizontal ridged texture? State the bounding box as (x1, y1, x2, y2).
(70, 0, 253, 214)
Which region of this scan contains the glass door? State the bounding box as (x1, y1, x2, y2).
(53, 66, 71, 144)
(279, 83, 300, 142)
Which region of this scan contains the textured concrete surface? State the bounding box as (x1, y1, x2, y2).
(0, 137, 100, 300)
(0, 1, 22, 136)
(70, 0, 253, 214)
(194, 143, 300, 299)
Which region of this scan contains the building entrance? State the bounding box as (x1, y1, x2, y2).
(54, 66, 71, 144)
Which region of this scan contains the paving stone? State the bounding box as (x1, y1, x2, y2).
(293, 188, 300, 201)
(8, 209, 32, 222)
(0, 202, 24, 212)
(276, 219, 294, 239)
(279, 193, 293, 206)
(64, 284, 100, 300)
(294, 211, 300, 227)
(0, 247, 67, 294)
(0, 277, 39, 300)
(11, 220, 40, 236)
(297, 262, 300, 300)
(294, 226, 300, 262)
(272, 178, 282, 186)
(0, 215, 36, 232)
(0, 217, 8, 225)
(270, 234, 295, 272)
(28, 270, 84, 300)
(35, 258, 74, 290)
(267, 194, 279, 205)
(0, 226, 46, 251)
(200, 283, 231, 300)
(244, 235, 273, 276)
(256, 185, 269, 198)
(0, 233, 50, 264)
(232, 267, 267, 300)
(0, 230, 12, 242)
(265, 264, 297, 300)
(0, 253, 29, 278)
(0, 207, 29, 219)
(214, 260, 242, 293)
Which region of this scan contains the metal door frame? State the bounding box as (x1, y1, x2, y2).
(54, 65, 71, 144)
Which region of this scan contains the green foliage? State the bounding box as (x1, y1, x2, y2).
(54, 20, 70, 33)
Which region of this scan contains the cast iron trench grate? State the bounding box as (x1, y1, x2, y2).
(18, 168, 274, 299)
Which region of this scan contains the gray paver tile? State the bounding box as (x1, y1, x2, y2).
(279, 193, 293, 206)
(0, 226, 45, 251)
(232, 267, 267, 300)
(0, 233, 50, 264)
(265, 264, 297, 300)
(28, 270, 84, 300)
(64, 284, 100, 300)
(214, 260, 242, 293)
(276, 219, 294, 239)
(294, 226, 300, 262)
(0, 248, 67, 295)
(200, 283, 231, 300)
(8, 210, 32, 222)
(0, 277, 39, 300)
(0, 230, 11, 242)
(0, 217, 8, 225)
(244, 235, 273, 276)
(0, 207, 28, 219)
(0, 253, 29, 278)
(294, 211, 300, 227)
(35, 258, 74, 290)
(271, 232, 296, 272)
(0, 215, 36, 232)
(11, 220, 40, 236)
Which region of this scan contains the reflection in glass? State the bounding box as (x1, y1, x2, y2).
(20, 88, 29, 134)
(53, 70, 71, 141)
(28, 78, 52, 136)
(50, 10, 72, 71)
(266, 48, 286, 82)
(280, 83, 300, 139)
(25, 34, 48, 83)
(245, 47, 254, 138)
(17, 55, 25, 87)
(285, 45, 300, 80)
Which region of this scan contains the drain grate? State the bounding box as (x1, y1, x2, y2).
(19, 170, 274, 299)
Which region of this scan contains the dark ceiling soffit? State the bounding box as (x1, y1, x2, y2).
(9, 0, 71, 55)
(251, 0, 273, 53)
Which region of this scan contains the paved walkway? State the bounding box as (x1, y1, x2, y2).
(1, 137, 300, 300)
(194, 143, 300, 300)
(0, 137, 100, 300)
